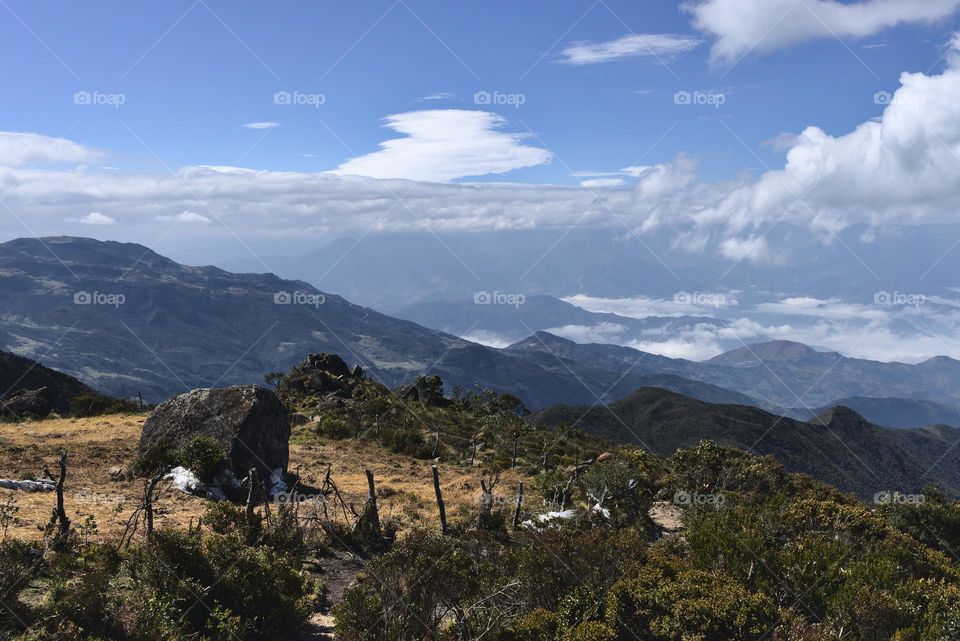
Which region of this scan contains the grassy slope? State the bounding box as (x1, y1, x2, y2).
(0, 414, 520, 542)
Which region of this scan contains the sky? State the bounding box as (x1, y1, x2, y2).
(1, 1, 959, 233)
(4, 0, 960, 363)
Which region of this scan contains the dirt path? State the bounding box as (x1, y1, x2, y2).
(299, 549, 366, 640)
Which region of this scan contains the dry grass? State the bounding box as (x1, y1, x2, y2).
(0, 414, 523, 542)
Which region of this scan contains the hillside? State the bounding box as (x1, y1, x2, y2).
(0, 350, 122, 417)
(532, 387, 960, 498)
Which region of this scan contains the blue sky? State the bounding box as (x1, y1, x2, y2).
(3, 0, 958, 185)
(5, 0, 960, 363)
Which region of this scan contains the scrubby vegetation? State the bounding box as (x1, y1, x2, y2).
(2, 363, 959, 640)
(332, 442, 960, 640)
(278, 367, 960, 640)
(0, 500, 322, 641)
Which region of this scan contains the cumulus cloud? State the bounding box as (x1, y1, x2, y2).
(685, 0, 960, 64)
(0, 132, 101, 167)
(330, 110, 552, 182)
(65, 212, 114, 225)
(560, 33, 702, 64)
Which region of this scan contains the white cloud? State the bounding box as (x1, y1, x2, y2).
(0, 132, 101, 167)
(563, 293, 739, 318)
(65, 212, 114, 225)
(560, 33, 702, 64)
(242, 122, 280, 130)
(330, 110, 552, 182)
(720, 235, 778, 264)
(154, 211, 212, 224)
(461, 330, 513, 348)
(685, 0, 960, 64)
(546, 322, 628, 344)
(580, 178, 625, 188)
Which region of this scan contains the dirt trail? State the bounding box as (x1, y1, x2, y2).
(299, 549, 366, 640)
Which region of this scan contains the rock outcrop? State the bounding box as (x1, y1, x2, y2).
(137, 385, 290, 482)
(281, 353, 369, 402)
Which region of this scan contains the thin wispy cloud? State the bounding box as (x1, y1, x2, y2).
(559, 33, 702, 65)
(242, 121, 280, 130)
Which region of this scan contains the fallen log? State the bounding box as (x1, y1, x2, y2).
(0, 479, 55, 492)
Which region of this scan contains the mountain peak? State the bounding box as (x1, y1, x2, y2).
(506, 331, 576, 351)
(709, 340, 831, 366)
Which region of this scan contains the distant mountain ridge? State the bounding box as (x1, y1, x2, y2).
(394, 294, 726, 346)
(532, 387, 960, 498)
(508, 333, 960, 410)
(5, 238, 960, 417)
(790, 396, 960, 429)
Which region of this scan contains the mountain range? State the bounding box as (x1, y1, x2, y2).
(507, 332, 960, 412)
(3, 237, 960, 430)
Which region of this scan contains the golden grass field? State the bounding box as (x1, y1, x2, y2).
(0, 414, 520, 542)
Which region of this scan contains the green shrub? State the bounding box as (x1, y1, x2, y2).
(0, 539, 43, 633)
(314, 416, 354, 439)
(501, 608, 557, 641)
(334, 530, 503, 641)
(68, 393, 140, 417)
(123, 529, 314, 641)
(45, 543, 123, 638)
(562, 621, 616, 641)
(605, 552, 778, 641)
(177, 435, 227, 482)
(380, 427, 432, 458)
(203, 500, 249, 535)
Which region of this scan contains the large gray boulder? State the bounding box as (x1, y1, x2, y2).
(138, 385, 290, 481)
